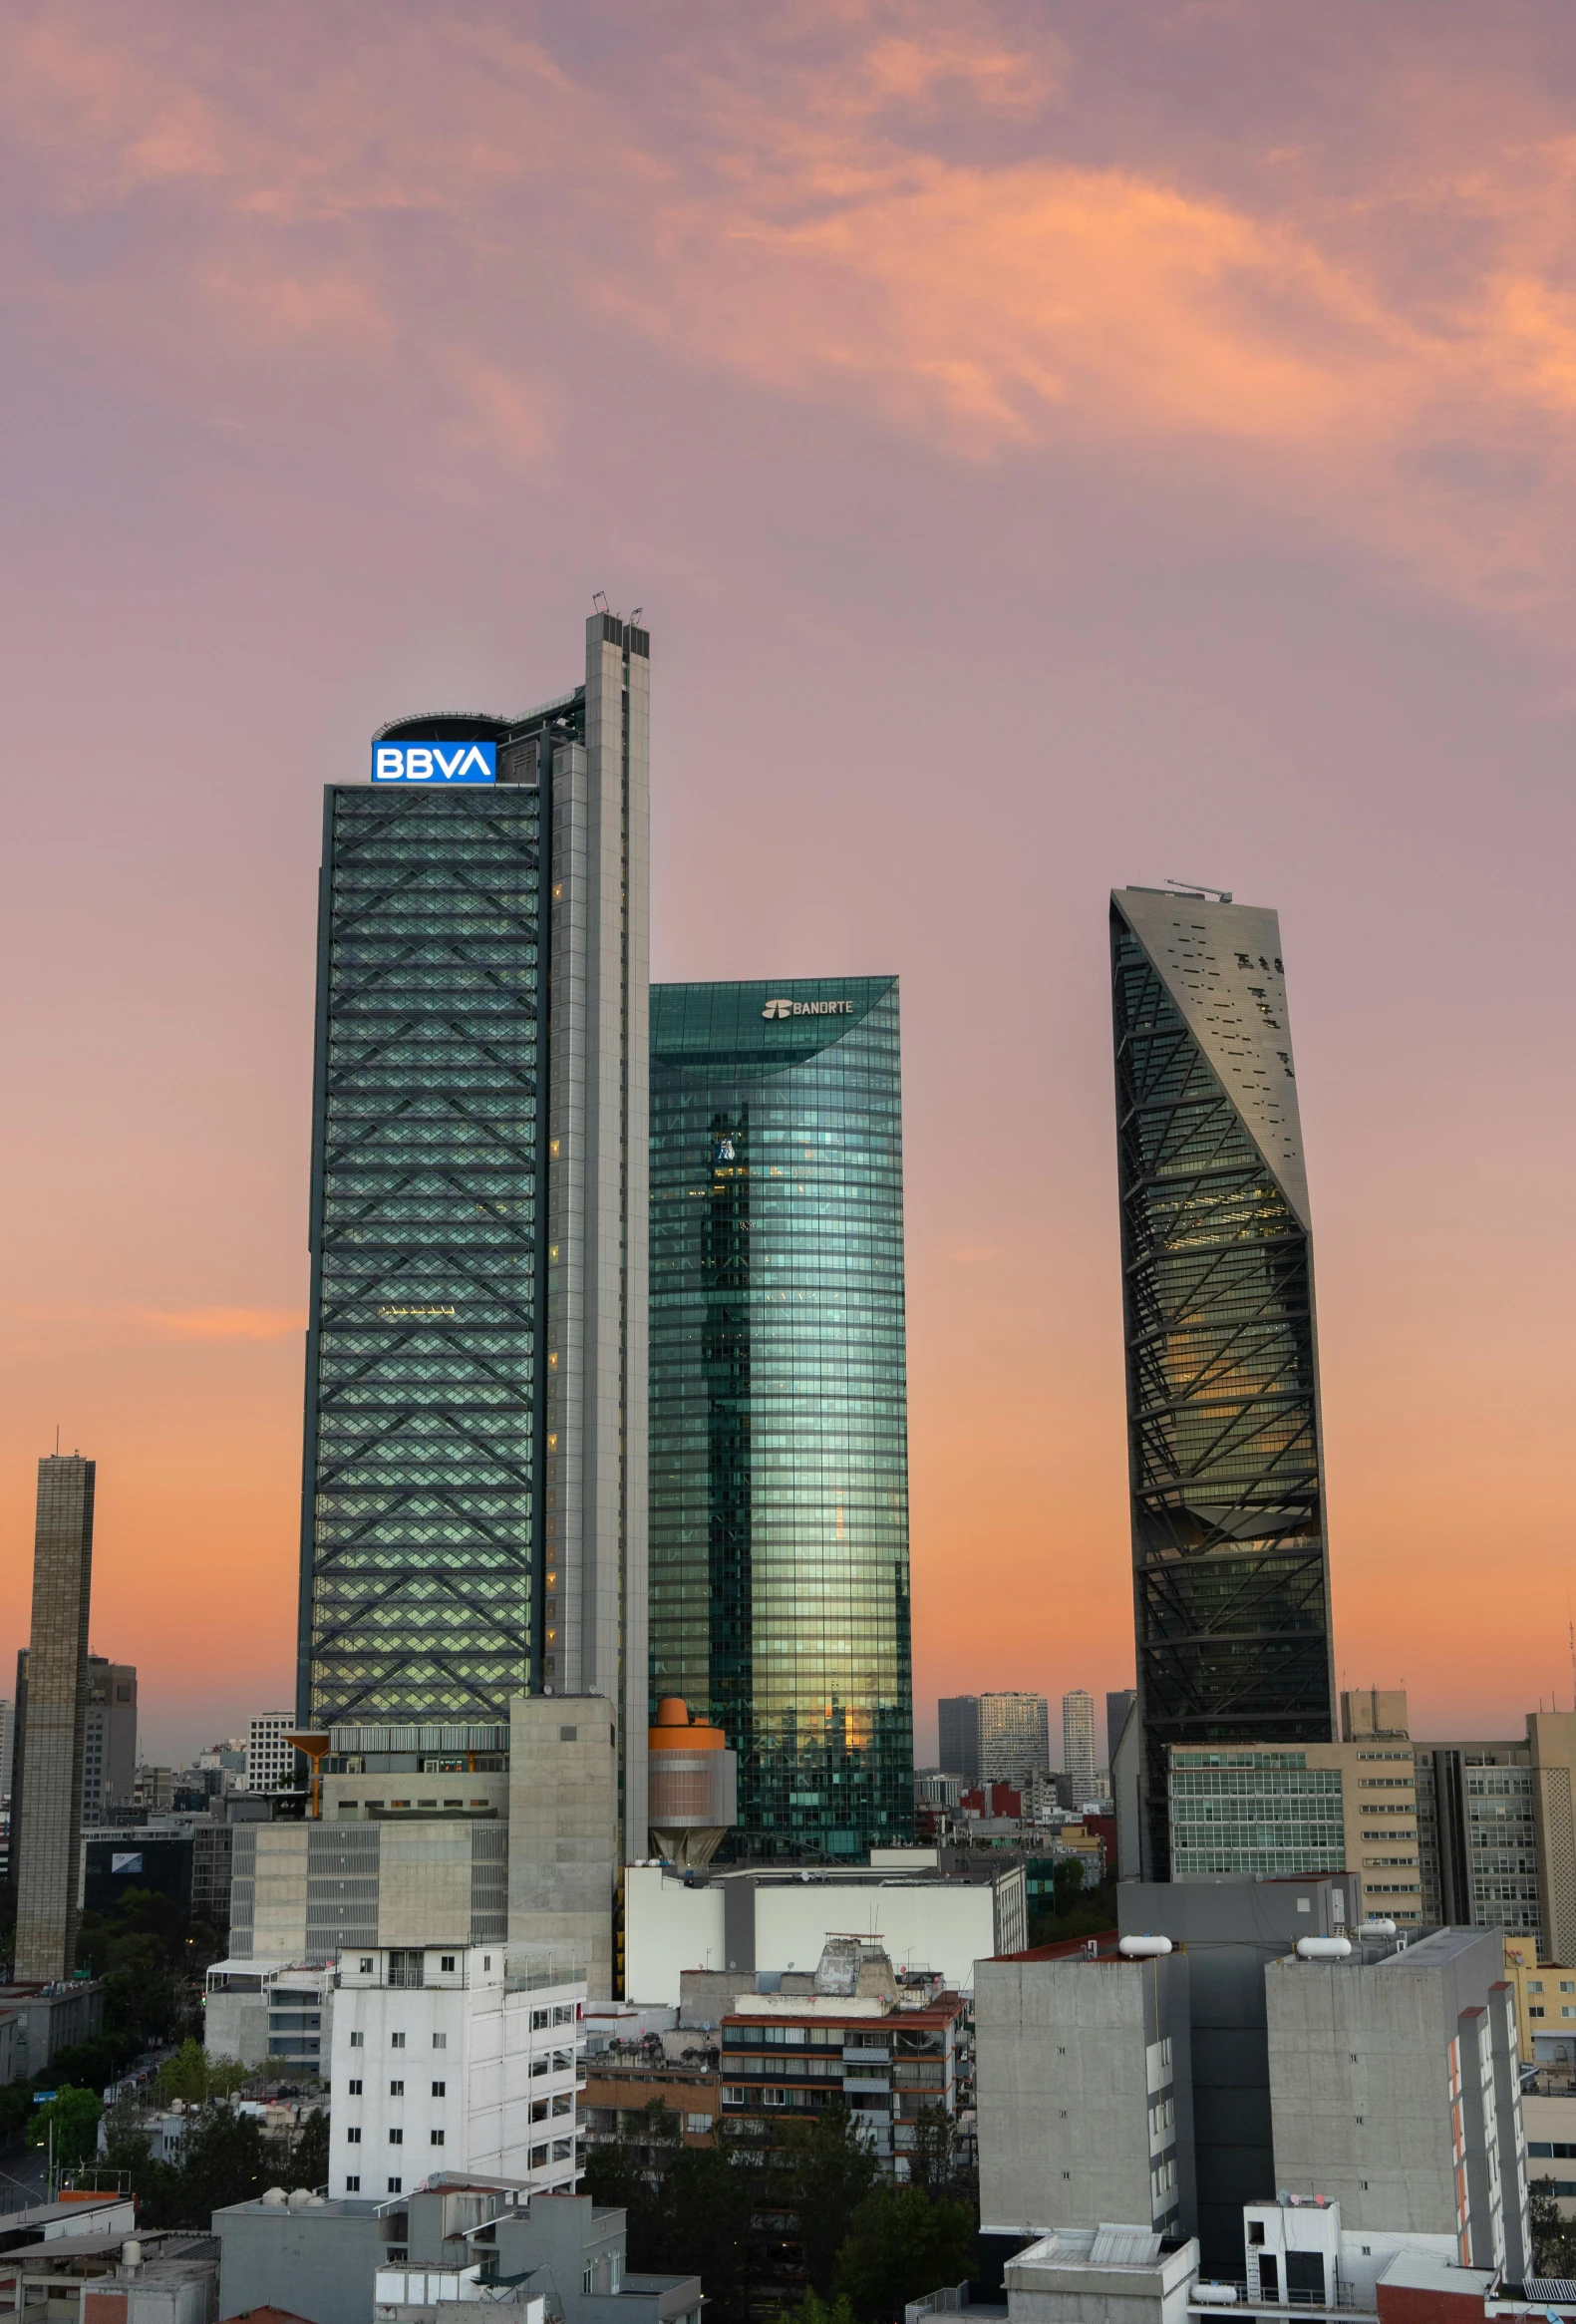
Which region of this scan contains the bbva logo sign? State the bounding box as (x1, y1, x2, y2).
(372, 742, 497, 785)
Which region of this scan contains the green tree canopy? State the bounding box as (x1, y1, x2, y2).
(782, 2104, 881, 2298)
(1529, 2176, 1576, 2279)
(28, 2087, 104, 2170)
(158, 2039, 249, 2105)
(834, 2182, 976, 2323)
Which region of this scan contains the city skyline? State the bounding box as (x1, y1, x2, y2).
(4, 6, 1576, 1764)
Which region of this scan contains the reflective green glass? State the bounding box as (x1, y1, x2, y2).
(649, 979, 913, 1860)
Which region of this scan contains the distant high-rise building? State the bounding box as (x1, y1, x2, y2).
(1105, 1688, 1136, 1768)
(978, 1692, 1050, 1787)
(938, 1697, 981, 1785)
(243, 1713, 298, 1796)
(1110, 887, 1336, 1877)
(1062, 1690, 1097, 1804)
(649, 977, 912, 1861)
(83, 1659, 136, 1822)
(297, 612, 651, 1861)
(14, 1454, 95, 1981)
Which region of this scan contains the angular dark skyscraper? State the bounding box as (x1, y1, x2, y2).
(297, 611, 650, 1857)
(1110, 887, 1335, 1878)
(649, 977, 913, 1861)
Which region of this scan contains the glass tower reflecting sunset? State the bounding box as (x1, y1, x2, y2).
(649, 977, 913, 1860)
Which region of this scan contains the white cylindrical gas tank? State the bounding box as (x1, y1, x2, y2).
(1193, 2285, 1239, 2305)
(1358, 1919, 1398, 1937)
(1118, 1934, 1173, 1958)
(1295, 1936, 1352, 1960)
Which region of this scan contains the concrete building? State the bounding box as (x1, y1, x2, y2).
(1265, 1925, 1530, 2276)
(329, 1947, 585, 2198)
(1003, 2226, 1199, 2324)
(298, 614, 651, 1872)
(980, 1695, 1052, 1789)
(0, 2223, 216, 2324)
(1062, 1693, 1097, 1808)
(1106, 1690, 1136, 1771)
(507, 1698, 617, 2002)
(217, 2176, 698, 2324)
(939, 1700, 981, 1786)
(976, 1937, 1192, 2239)
(1166, 1738, 1422, 1923)
(623, 1854, 1023, 2006)
(204, 1961, 335, 2073)
(1498, 1939, 1576, 2066)
(720, 1940, 969, 2172)
(11, 1654, 133, 1832)
(246, 1717, 299, 1797)
(1413, 1715, 1576, 1960)
(1110, 890, 1336, 1880)
(14, 1454, 96, 1981)
(1111, 1874, 1356, 2270)
(0, 1979, 103, 2073)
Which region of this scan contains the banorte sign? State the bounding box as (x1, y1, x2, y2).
(762, 997, 853, 1021)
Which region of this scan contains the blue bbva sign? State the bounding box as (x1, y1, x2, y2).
(372, 741, 496, 784)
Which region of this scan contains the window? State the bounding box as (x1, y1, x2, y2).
(582, 2271, 594, 2296)
(390, 2081, 405, 2096)
(554, 2004, 576, 2026)
(531, 2144, 549, 2165)
(484, 1955, 492, 1970)
(433, 2033, 448, 2050)
(532, 2009, 550, 2030)
(432, 2081, 447, 2098)
(1562, 1982, 1575, 1994)
(348, 2080, 363, 2096)
(1532, 2008, 1547, 2019)
(346, 2176, 360, 2191)
(431, 2131, 446, 2147)
(391, 2033, 406, 2049)
(1531, 1981, 1546, 1993)
(390, 2130, 404, 2146)
(388, 2177, 403, 2194)
(360, 1957, 375, 1973)
(347, 2128, 361, 2145)
(531, 2099, 550, 2122)
(350, 2032, 365, 2049)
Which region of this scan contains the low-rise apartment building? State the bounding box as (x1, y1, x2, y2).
(719, 1945, 968, 2173)
(327, 1947, 585, 2199)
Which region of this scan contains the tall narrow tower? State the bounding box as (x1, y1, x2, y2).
(1110, 887, 1335, 1878)
(297, 611, 650, 1860)
(14, 1454, 95, 1980)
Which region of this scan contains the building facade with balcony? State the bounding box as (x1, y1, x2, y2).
(718, 1984, 968, 2173)
(326, 1946, 586, 2198)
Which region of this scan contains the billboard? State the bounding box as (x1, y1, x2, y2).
(371, 741, 496, 785)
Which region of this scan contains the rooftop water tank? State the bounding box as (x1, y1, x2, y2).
(1295, 1936, 1352, 1961)
(1118, 1934, 1173, 1958)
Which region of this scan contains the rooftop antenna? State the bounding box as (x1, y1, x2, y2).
(1166, 876, 1233, 902)
(591, 590, 609, 614)
(54, 1425, 60, 1456)
(1568, 1613, 1575, 1715)
(629, 606, 644, 624)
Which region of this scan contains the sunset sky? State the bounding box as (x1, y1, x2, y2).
(3, 1, 1575, 1764)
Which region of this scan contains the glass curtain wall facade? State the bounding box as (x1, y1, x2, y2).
(649, 977, 912, 1860)
(298, 614, 652, 1861)
(299, 773, 549, 1728)
(1110, 888, 1336, 1879)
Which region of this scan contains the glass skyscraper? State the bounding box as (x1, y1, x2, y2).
(649, 977, 913, 1860)
(297, 611, 651, 1858)
(1110, 886, 1335, 1878)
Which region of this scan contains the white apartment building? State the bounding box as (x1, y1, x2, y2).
(244, 1714, 298, 1795)
(327, 1945, 585, 2200)
(979, 1692, 1051, 1787)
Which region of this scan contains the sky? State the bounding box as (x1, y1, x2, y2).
(1, 0, 1574, 1765)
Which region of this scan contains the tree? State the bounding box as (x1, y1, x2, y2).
(289, 2109, 330, 2192)
(28, 2086, 104, 2170)
(1529, 2177, 1576, 2278)
(161, 2104, 272, 2227)
(833, 2183, 976, 2323)
(100, 2094, 182, 2222)
(781, 2104, 880, 2298)
(158, 2039, 249, 2106)
(781, 2295, 857, 2324)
